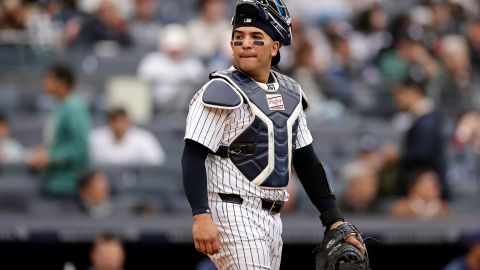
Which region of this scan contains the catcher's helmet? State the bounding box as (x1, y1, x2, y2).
(231, 0, 292, 46)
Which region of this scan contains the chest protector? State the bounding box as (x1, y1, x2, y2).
(210, 68, 303, 188)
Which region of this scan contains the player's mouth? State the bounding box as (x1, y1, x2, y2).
(240, 53, 257, 58)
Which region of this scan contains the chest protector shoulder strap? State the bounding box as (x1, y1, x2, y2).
(210, 68, 303, 188)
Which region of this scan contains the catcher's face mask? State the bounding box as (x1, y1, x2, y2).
(231, 0, 292, 46)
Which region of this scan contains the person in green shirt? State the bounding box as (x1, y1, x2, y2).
(26, 63, 91, 197)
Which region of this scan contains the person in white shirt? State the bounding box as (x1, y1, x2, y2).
(137, 24, 206, 112)
(90, 108, 165, 166)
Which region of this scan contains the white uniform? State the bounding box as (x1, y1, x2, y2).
(184, 69, 313, 270)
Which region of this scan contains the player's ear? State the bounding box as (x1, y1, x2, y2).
(271, 41, 280, 58)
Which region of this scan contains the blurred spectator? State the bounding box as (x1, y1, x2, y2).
(352, 4, 391, 63)
(26, 63, 91, 197)
(186, 0, 231, 68)
(390, 169, 450, 219)
(453, 110, 480, 155)
(340, 159, 379, 213)
(291, 39, 345, 119)
(137, 24, 205, 112)
(88, 233, 125, 270)
(442, 229, 480, 270)
(448, 110, 480, 197)
(290, 38, 345, 119)
(70, 0, 132, 52)
(323, 20, 360, 106)
(377, 143, 401, 198)
(129, 0, 161, 50)
(378, 16, 441, 88)
(467, 19, 480, 71)
(23, 1, 61, 50)
(77, 170, 113, 218)
(34, 0, 83, 49)
(90, 108, 165, 166)
(0, 114, 25, 164)
(427, 0, 460, 36)
(0, 0, 30, 30)
(322, 19, 380, 112)
(435, 34, 480, 114)
(394, 76, 449, 200)
(79, 0, 132, 20)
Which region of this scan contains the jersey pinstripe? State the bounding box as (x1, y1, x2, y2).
(184, 74, 313, 202)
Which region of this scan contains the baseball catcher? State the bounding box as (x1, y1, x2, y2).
(316, 223, 370, 270)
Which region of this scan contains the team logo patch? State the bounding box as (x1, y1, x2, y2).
(266, 94, 285, 110)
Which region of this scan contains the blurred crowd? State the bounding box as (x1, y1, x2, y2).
(0, 0, 479, 222)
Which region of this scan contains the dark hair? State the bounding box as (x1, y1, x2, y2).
(406, 168, 436, 191)
(78, 170, 101, 191)
(47, 63, 75, 88)
(91, 232, 123, 251)
(397, 66, 428, 95)
(107, 107, 128, 121)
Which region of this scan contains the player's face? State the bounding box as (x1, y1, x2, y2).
(231, 27, 280, 77)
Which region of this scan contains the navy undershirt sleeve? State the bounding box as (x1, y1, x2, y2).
(181, 139, 211, 216)
(293, 144, 344, 227)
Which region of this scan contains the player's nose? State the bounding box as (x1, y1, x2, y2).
(241, 36, 255, 49)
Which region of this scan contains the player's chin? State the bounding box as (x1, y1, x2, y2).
(237, 60, 258, 74)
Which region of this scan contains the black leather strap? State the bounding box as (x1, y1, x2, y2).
(261, 199, 284, 214)
(218, 193, 244, 204)
(218, 193, 283, 214)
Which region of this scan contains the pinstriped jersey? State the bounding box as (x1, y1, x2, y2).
(184, 69, 313, 202)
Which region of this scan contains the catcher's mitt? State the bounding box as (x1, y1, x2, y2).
(315, 222, 370, 270)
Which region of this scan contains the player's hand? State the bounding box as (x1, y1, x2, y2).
(329, 221, 366, 254)
(192, 213, 220, 255)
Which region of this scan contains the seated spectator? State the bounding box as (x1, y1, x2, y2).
(448, 110, 480, 197)
(90, 108, 165, 166)
(137, 24, 205, 112)
(435, 35, 480, 114)
(70, 0, 132, 51)
(454, 110, 480, 155)
(186, 0, 231, 68)
(340, 162, 379, 213)
(0, 114, 25, 164)
(88, 233, 125, 270)
(442, 229, 480, 270)
(467, 19, 480, 71)
(77, 170, 113, 218)
(390, 169, 450, 219)
(129, 0, 162, 50)
(26, 63, 91, 197)
(377, 143, 401, 198)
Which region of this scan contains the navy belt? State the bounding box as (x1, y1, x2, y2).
(218, 193, 284, 214)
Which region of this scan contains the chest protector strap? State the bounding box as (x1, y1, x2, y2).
(210, 68, 303, 188)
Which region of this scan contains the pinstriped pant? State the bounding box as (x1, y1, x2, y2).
(208, 194, 283, 270)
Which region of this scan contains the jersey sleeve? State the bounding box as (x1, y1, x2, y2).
(184, 89, 231, 152)
(295, 109, 314, 149)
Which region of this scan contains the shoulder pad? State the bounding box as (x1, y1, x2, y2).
(300, 87, 311, 111)
(201, 79, 243, 109)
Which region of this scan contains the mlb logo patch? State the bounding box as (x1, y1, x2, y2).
(266, 94, 285, 110)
